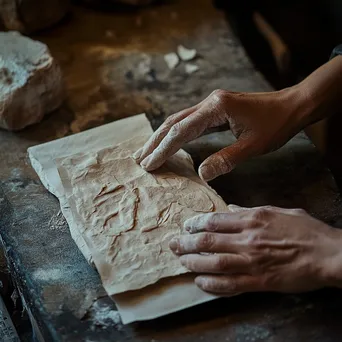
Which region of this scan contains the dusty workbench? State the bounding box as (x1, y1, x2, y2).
(1, 1, 342, 341)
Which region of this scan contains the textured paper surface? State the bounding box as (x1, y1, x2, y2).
(56, 135, 228, 294)
(28, 114, 153, 263)
(28, 114, 221, 323)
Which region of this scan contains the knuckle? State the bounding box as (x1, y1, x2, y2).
(204, 214, 220, 231)
(293, 208, 306, 215)
(210, 89, 237, 105)
(201, 277, 238, 293)
(211, 89, 226, 99)
(247, 262, 259, 275)
(246, 217, 261, 230)
(214, 256, 229, 271)
(210, 89, 229, 105)
(225, 280, 238, 293)
(251, 207, 272, 221)
(200, 278, 216, 291)
(259, 274, 272, 290)
(164, 114, 178, 126)
(169, 122, 184, 137)
(246, 232, 260, 247)
(263, 205, 275, 211)
(197, 233, 215, 250)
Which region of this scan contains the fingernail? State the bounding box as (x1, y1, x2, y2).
(195, 276, 205, 288)
(133, 148, 142, 160)
(140, 155, 153, 170)
(179, 255, 188, 266)
(184, 223, 195, 234)
(184, 216, 202, 233)
(184, 219, 192, 232)
(199, 164, 216, 182)
(169, 238, 179, 253)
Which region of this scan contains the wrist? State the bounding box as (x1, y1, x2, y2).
(320, 227, 342, 288)
(296, 56, 342, 127)
(276, 84, 315, 131)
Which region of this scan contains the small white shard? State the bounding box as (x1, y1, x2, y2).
(185, 63, 199, 74)
(137, 54, 152, 76)
(164, 52, 179, 70)
(177, 45, 197, 61)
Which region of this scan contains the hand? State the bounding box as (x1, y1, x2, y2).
(135, 55, 342, 181)
(135, 87, 307, 181)
(169, 205, 342, 295)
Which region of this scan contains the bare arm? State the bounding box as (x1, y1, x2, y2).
(135, 55, 342, 181)
(299, 55, 342, 126)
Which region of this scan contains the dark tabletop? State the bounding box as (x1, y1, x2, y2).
(1, 1, 342, 341)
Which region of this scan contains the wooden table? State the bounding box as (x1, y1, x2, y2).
(1, 1, 342, 341)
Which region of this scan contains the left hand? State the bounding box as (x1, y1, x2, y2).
(169, 205, 342, 295)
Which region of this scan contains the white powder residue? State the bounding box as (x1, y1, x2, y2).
(33, 269, 62, 282)
(94, 307, 121, 326)
(48, 210, 67, 231)
(90, 301, 122, 329)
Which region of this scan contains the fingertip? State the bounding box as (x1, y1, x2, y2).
(227, 204, 242, 213)
(184, 217, 193, 227)
(133, 148, 143, 161)
(227, 204, 251, 213)
(195, 276, 207, 289)
(169, 238, 179, 253)
(184, 215, 204, 234)
(179, 255, 188, 266)
(140, 153, 165, 172)
(198, 163, 216, 182)
(184, 218, 193, 233)
(140, 155, 153, 171)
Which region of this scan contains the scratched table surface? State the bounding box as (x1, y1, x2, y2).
(1, 1, 342, 341)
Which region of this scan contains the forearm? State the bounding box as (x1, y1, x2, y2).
(295, 55, 342, 128)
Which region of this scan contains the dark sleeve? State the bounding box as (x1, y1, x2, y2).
(330, 45, 342, 60)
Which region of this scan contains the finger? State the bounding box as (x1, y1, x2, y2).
(195, 274, 263, 294)
(184, 213, 244, 234)
(227, 204, 251, 213)
(260, 206, 307, 216)
(141, 112, 208, 171)
(169, 232, 241, 255)
(229, 205, 306, 217)
(179, 253, 250, 274)
(133, 147, 143, 161)
(136, 106, 197, 163)
(199, 139, 252, 182)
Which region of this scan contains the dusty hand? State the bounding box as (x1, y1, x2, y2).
(169, 205, 342, 295)
(135, 88, 307, 181)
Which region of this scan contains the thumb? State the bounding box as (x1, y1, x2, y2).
(199, 140, 252, 181)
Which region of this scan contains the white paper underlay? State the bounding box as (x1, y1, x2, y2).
(28, 114, 219, 324)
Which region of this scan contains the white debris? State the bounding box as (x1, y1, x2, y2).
(92, 304, 122, 328)
(33, 268, 62, 282)
(185, 63, 199, 74)
(164, 52, 180, 70)
(177, 45, 197, 61)
(137, 54, 152, 75)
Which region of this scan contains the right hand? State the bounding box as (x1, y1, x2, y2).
(134, 87, 308, 181)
